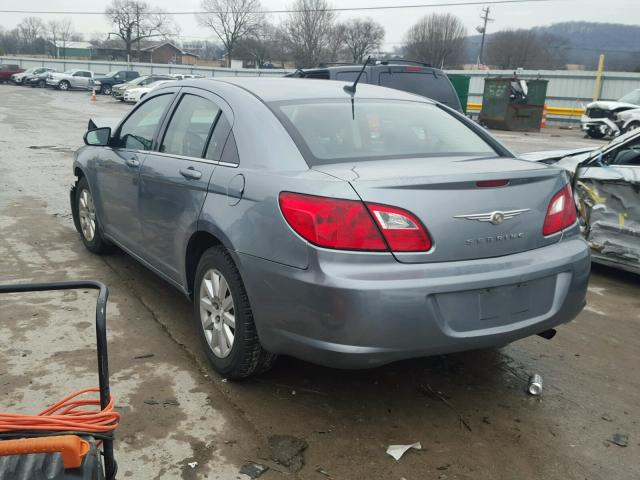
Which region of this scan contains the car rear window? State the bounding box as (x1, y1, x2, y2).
(379, 71, 460, 109)
(272, 99, 496, 165)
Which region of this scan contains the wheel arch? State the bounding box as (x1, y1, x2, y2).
(185, 230, 227, 296)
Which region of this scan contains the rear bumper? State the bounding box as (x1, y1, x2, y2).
(238, 236, 590, 368)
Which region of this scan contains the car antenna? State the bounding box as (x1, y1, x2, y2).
(343, 56, 371, 119)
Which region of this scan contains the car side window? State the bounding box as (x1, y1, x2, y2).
(205, 114, 231, 161)
(117, 94, 173, 151)
(160, 94, 220, 158)
(609, 139, 640, 166)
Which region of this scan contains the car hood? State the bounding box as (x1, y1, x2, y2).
(587, 100, 639, 111)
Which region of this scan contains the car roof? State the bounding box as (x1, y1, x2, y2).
(180, 77, 434, 103)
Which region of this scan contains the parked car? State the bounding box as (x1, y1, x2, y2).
(521, 128, 640, 274)
(46, 69, 94, 90)
(23, 68, 58, 88)
(170, 73, 204, 80)
(581, 89, 640, 139)
(111, 74, 174, 101)
(72, 78, 589, 378)
(0, 64, 24, 83)
(287, 59, 463, 112)
(10, 67, 52, 85)
(91, 70, 139, 95)
(122, 79, 173, 103)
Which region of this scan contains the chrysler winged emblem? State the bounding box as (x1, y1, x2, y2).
(454, 208, 530, 225)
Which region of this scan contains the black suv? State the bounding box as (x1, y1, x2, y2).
(287, 60, 462, 112)
(91, 70, 139, 95)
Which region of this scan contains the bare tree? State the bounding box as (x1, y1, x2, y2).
(343, 18, 384, 63)
(281, 0, 337, 68)
(485, 29, 566, 69)
(47, 20, 60, 58)
(198, 0, 264, 67)
(105, 0, 176, 61)
(325, 23, 347, 63)
(47, 19, 74, 58)
(235, 22, 278, 68)
(404, 13, 467, 68)
(17, 17, 45, 54)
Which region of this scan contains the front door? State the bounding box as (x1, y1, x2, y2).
(138, 89, 232, 284)
(93, 92, 175, 252)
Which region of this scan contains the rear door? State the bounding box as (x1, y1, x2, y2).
(93, 91, 176, 252)
(72, 71, 92, 88)
(138, 87, 232, 284)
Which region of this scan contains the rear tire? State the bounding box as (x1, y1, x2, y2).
(59, 80, 70, 91)
(193, 246, 276, 379)
(76, 177, 114, 254)
(102, 85, 112, 95)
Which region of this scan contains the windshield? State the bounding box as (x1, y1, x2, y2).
(272, 99, 496, 165)
(105, 71, 118, 77)
(63, 70, 74, 75)
(618, 90, 640, 105)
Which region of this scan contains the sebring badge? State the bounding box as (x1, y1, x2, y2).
(453, 208, 530, 225)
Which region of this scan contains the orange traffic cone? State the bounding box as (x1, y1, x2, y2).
(540, 104, 548, 129)
(91, 88, 97, 102)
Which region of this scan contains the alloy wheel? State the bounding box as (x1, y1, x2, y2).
(78, 189, 96, 242)
(199, 269, 236, 358)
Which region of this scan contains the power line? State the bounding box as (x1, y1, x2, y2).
(0, 0, 579, 15)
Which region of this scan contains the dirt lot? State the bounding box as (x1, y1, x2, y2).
(1, 84, 638, 480)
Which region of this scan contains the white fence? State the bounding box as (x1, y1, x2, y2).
(4, 56, 640, 122)
(447, 68, 640, 114)
(1, 56, 292, 78)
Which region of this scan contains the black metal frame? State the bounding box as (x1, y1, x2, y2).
(0, 280, 117, 480)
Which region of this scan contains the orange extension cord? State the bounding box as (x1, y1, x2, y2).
(0, 388, 120, 435)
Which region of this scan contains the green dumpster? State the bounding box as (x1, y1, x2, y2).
(448, 74, 471, 113)
(479, 77, 548, 132)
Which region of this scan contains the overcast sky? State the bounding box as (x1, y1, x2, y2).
(0, 0, 636, 49)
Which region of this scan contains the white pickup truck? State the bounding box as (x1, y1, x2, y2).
(46, 69, 94, 91)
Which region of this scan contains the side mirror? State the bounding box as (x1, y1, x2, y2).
(84, 127, 111, 146)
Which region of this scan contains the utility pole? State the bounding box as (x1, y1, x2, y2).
(136, 2, 141, 63)
(476, 6, 494, 66)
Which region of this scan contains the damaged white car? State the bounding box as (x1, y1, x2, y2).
(581, 89, 640, 139)
(521, 130, 640, 274)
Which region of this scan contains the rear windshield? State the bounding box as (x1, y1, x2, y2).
(379, 72, 460, 109)
(272, 99, 496, 165)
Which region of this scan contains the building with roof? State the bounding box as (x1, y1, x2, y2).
(47, 41, 94, 59)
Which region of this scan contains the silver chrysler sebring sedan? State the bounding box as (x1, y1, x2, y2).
(71, 77, 590, 378)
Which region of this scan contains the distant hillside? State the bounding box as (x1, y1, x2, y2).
(463, 21, 640, 70)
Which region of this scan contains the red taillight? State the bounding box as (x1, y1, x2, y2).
(278, 192, 432, 252)
(366, 203, 432, 252)
(543, 184, 577, 236)
(405, 66, 423, 72)
(278, 192, 386, 251)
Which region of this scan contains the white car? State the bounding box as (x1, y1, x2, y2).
(581, 89, 640, 139)
(122, 80, 173, 103)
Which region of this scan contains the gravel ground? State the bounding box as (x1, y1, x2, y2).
(0, 84, 637, 480)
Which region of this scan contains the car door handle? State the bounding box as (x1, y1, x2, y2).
(180, 167, 202, 180)
(125, 155, 140, 168)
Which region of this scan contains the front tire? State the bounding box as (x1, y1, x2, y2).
(76, 177, 114, 254)
(193, 246, 276, 379)
(586, 126, 606, 139)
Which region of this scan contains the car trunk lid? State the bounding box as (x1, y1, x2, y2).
(314, 156, 567, 263)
